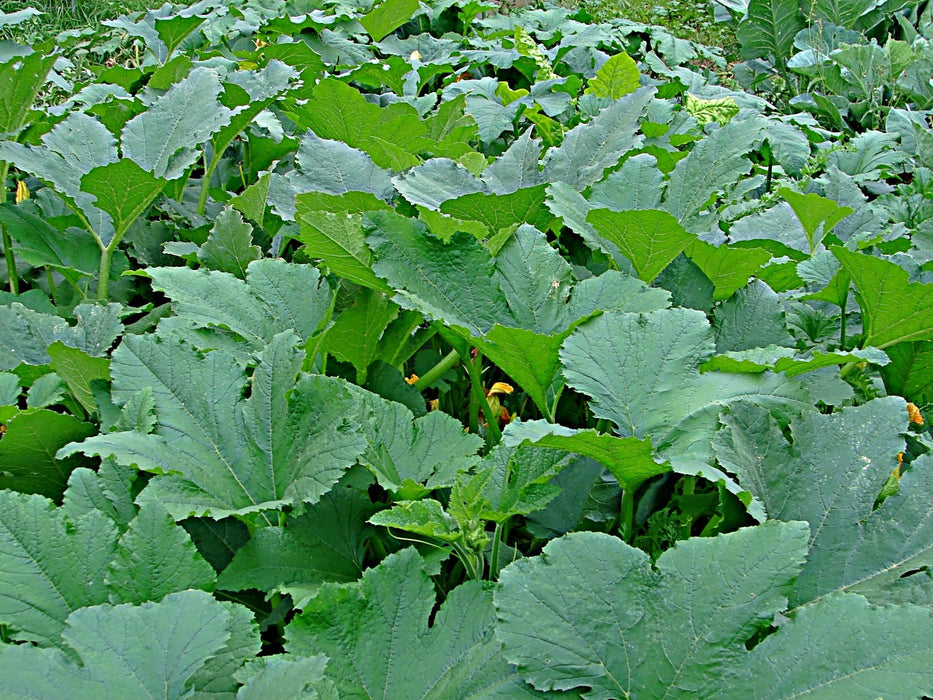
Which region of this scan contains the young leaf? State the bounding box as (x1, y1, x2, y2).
(0, 408, 96, 498)
(196, 206, 261, 278)
(286, 548, 537, 697)
(584, 52, 640, 99)
(47, 341, 110, 416)
(288, 78, 428, 170)
(351, 386, 482, 496)
(586, 208, 695, 283)
(834, 247, 933, 348)
(778, 187, 853, 253)
(502, 419, 668, 487)
(439, 184, 552, 234)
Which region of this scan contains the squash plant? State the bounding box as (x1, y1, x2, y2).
(1, 0, 932, 696)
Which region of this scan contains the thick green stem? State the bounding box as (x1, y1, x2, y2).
(96, 225, 133, 301)
(413, 348, 460, 392)
(452, 542, 480, 580)
(96, 246, 114, 301)
(2, 227, 16, 294)
(197, 147, 220, 216)
(466, 349, 502, 447)
(489, 521, 504, 580)
(0, 161, 17, 294)
(839, 289, 848, 350)
(546, 384, 564, 424)
(619, 477, 645, 544)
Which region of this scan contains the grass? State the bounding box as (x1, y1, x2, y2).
(562, 0, 739, 60)
(5, 0, 739, 57)
(0, 0, 171, 32)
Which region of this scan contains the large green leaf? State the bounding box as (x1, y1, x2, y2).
(684, 239, 772, 301)
(834, 247, 933, 348)
(296, 198, 392, 292)
(586, 208, 695, 283)
(711, 279, 793, 352)
(288, 78, 428, 170)
(0, 112, 118, 239)
(0, 203, 100, 280)
(105, 501, 215, 605)
(0, 491, 115, 647)
(350, 385, 482, 497)
(495, 522, 810, 697)
(584, 52, 640, 99)
(143, 258, 334, 355)
(325, 287, 399, 382)
(498, 523, 933, 698)
(236, 655, 337, 699)
(286, 548, 539, 698)
(541, 87, 653, 189)
(737, 0, 806, 63)
(440, 184, 552, 234)
(121, 67, 232, 180)
(662, 116, 764, 229)
(368, 211, 509, 337)
(0, 591, 253, 699)
(80, 160, 166, 242)
(728, 592, 933, 697)
(267, 131, 394, 221)
(881, 340, 933, 406)
(779, 187, 853, 253)
(560, 309, 809, 464)
(360, 0, 421, 41)
(60, 331, 367, 520)
(714, 399, 930, 608)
